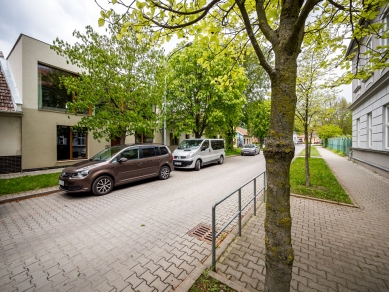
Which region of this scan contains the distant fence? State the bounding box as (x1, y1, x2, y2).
(327, 137, 352, 155)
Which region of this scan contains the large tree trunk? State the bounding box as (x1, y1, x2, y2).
(225, 124, 235, 151)
(264, 58, 296, 291)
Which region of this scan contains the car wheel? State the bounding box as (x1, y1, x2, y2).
(92, 175, 113, 196)
(159, 165, 170, 180)
(195, 160, 201, 171)
(218, 155, 224, 165)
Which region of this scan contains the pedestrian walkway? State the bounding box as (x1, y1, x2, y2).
(216, 146, 389, 291)
(0, 168, 63, 179)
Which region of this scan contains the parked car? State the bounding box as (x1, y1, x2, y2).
(241, 144, 260, 156)
(172, 139, 225, 171)
(58, 144, 173, 196)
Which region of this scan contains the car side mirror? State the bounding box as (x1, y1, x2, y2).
(201, 146, 206, 151)
(119, 157, 128, 163)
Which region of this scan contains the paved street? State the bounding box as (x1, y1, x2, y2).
(0, 152, 272, 292)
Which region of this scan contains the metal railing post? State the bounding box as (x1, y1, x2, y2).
(238, 189, 242, 237)
(254, 178, 257, 216)
(212, 205, 216, 270)
(263, 172, 266, 203)
(211, 171, 266, 271)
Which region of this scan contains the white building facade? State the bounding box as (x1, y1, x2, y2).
(348, 6, 389, 179)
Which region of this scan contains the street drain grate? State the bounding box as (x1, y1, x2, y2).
(188, 223, 227, 246)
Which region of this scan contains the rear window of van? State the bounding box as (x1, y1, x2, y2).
(211, 140, 224, 150)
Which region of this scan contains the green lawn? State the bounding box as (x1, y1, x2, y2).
(225, 148, 241, 156)
(0, 173, 61, 196)
(290, 157, 351, 204)
(298, 146, 320, 157)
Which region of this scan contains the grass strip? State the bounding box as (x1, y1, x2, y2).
(298, 146, 320, 157)
(0, 173, 61, 196)
(225, 148, 241, 156)
(189, 270, 236, 292)
(290, 157, 352, 204)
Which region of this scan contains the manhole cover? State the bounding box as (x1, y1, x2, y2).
(188, 223, 227, 246)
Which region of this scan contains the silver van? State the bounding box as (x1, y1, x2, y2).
(172, 139, 225, 170)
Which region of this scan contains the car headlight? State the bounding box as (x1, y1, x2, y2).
(71, 170, 91, 178)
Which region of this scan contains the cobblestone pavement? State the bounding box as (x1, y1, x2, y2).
(217, 146, 389, 292)
(0, 154, 269, 292)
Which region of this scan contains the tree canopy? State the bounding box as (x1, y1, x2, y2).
(166, 41, 247, 141)
(52, 20, 165, 144)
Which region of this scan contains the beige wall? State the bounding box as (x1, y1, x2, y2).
(6, 35, 169, 170)
(21, 108, 104, 169)
(0, 115, 22, 156)
(6, 35, 106, 170)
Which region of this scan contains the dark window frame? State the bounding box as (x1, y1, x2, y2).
(57, 125, 87, 161)
(38, 63, 78, 112)
(170, 133, 180, 145)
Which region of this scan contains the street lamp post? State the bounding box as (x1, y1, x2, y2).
(163, 42, 192, 145)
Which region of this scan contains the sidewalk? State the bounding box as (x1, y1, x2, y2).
(215, 146, 389, 291)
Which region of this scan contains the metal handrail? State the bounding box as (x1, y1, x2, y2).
(211, 171, 266, 269)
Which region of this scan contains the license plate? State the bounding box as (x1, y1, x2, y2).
(244, 151, 249, 154)
(58, 180, 64, 186)
(174, 162, 182, 165)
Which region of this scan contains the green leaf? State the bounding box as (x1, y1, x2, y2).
(136, 1, 146, 9)
(98, 18, 105, 27)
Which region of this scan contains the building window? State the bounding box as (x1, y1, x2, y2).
(38, 63, 77, 111)
(367, 113, 372, 148)
(385, 105, 389, 149)
(57, 126, 87, 161)
(356, 118, 360, 147)
(170, 133, 179, 145)
(135, 132, 154, 144)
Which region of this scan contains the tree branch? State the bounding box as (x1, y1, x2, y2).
(327, 0, 347, 11)
(235, 0, 275, 76)
(150, 0, 221, 16)
(292, 0, 322, 46)
(255, 0, 279, 45)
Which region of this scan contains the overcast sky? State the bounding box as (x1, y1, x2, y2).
(0, 0, 352, 101)
(0, 0, 104, 58)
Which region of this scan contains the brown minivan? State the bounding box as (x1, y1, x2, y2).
(58, 144, 174, 196)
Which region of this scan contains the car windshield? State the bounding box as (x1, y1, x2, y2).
(90, 146, 127, 162)
(177, 139, 204, 150)
(244, 144, 255, 148)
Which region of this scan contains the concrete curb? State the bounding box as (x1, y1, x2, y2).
(208, 270, 253, 292)
(290, 193, 359, 208)
(0, 188, 61, 204)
